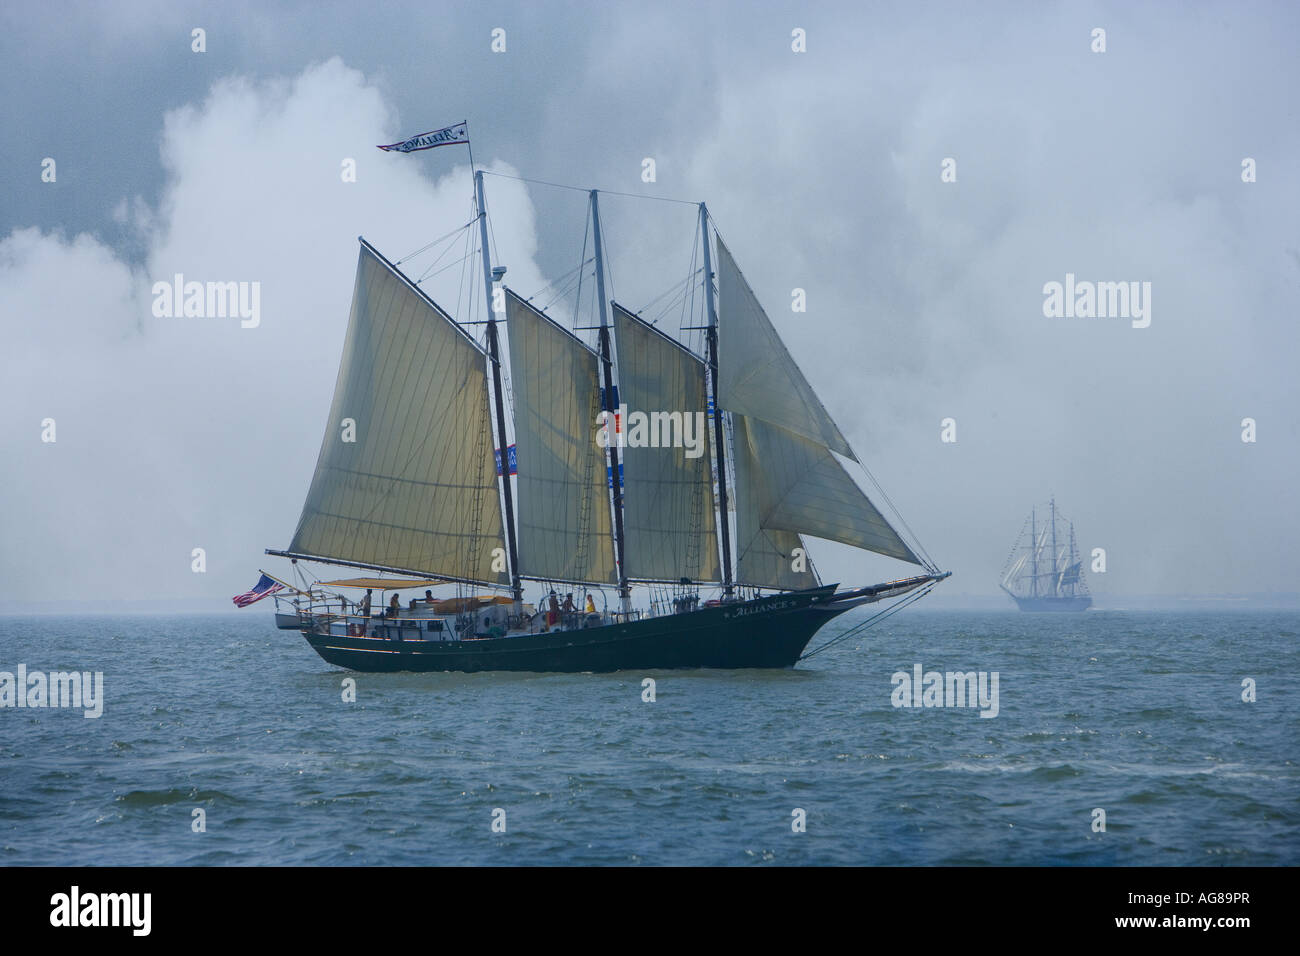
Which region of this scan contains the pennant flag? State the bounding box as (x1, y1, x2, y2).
(377, 122, 469, 154)
(232, 573, 285, 608)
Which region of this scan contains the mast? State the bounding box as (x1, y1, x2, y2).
(1030, 507, 1038, 598)
(1068, 520, 1078, 597)
(699, 203, 735, 597)
(590, 190, 631, 613)
(475, 170, 523, 605)
(1050, 496, 1058, 597)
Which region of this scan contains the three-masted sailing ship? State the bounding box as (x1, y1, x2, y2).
(999, 498, 1091, 611)
(260, 160, 949, 671)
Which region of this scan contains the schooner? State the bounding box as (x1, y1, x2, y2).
(259, 146, 949, 671)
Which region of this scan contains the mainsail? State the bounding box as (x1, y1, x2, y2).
(287, 240, 506, 585)
(505, 290, 618, 584)
(612, 304, 721, 583)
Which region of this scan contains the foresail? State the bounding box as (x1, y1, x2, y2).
(505, 291, 618, 584)
(288, 241, 507, 585)
(731, 415, 819, 590)
(613, 305, 721, 583)
(736, 415, 920, 564)
(715, 238, 857, 461)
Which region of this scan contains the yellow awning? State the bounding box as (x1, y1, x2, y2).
(319, 577, 452, 591)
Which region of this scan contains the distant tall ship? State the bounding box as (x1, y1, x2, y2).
(999, 498, 1091, 612)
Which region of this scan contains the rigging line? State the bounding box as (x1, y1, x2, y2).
(414, 234, 473, 285)
(520, 256, 595, 310)
(598, 205, 615, 302)
(799, 582, 937, 661)
(638, 266, 704, 325)
(857, 456, 937, 572)
(480, 169, 700, 206)
(395, 219, 478, 265)
(455, 198, 476, 340)
(537, 266, 588, 315)
(574, 209, 591, 334)
(686, 226, 701, 357)
(414, 248, 482, 286)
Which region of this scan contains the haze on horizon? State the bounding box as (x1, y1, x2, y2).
(2, 1, 1296, 608)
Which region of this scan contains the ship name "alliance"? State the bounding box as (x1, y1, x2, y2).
(725, 598, 796, 619)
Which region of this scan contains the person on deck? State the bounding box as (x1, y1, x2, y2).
(425, 589, 435, 605)
(547, 590, 560, 628)
(561, 593, 575, 614)
(585, 594, 596, 614)
(388, 592, 400, 619)
(357, 589, 372, 637)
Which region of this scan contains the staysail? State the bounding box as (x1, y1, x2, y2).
(735, 415, 919, 564)
(612, 304, 721, 583)
(715, 238, 856, 460)
(505, 290, 618, 584)
(714, 234, 921, 574)
(287, 240, 507, 585)
(731, 415, 818, 589)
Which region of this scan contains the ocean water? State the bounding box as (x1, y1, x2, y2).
(1, 609, 1296, 866)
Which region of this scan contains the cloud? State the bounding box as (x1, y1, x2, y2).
(0, 58, 549, 605)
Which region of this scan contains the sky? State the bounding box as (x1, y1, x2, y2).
(1, 1, 1297, 608)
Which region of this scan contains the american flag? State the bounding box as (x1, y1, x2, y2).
(232, 572, 285, 608)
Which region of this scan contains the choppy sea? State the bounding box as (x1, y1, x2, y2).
(1, 609, 1296, 865)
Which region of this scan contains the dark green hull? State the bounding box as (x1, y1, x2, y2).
(301, 585, 848, 673)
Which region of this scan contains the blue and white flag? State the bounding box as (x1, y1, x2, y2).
(377, 122, 469, 153)
(495, 444, 518, 476)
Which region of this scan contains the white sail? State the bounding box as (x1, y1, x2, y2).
(715, 238, 856, 460)
(612, 305, 721, 583)
(288, 241, 506, 585)
(505, 290, 618, 584)
(735, 415, 920, 564)
(731, 414, 819, 590)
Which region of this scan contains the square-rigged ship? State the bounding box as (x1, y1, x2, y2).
(263, 170, 949, 671)
(999, 498, 1091, 611)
